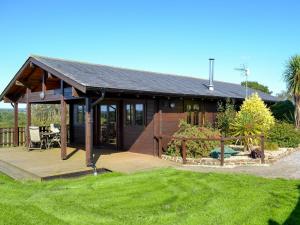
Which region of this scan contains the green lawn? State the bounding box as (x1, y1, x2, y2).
(0, 169, 299, 225)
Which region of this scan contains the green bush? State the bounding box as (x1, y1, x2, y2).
(230, 93, 275, 150)
(264, 142, 279, 151)
(166, 120, 220, 158)
(270, 100, 294, 123)
(268, 121, 300, 148)
(216, 99, 237, 136)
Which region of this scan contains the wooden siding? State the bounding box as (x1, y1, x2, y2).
(67, 96, 219, 156)
(127, 99, 156, 155)
(18, 87, 83, 103)
(159, 99, 183, 113)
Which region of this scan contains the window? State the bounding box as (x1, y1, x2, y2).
(125, 104, 133, 125)
(193, 104, 200, 111)
(135, 104, 144, 125)
(186, 104, 192, 111)
(125, 103, 145, 126)
(186, 103, 200, 125)
(76, 105, 85, 125)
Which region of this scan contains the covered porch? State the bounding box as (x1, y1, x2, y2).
(1, 57, 108, 166)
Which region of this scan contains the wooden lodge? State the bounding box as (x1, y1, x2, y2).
(0, 56, 278, 166)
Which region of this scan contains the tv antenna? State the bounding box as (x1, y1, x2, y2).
(235, 64, 250, 98)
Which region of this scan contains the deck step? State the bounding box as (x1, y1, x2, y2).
(0, 159, 41, 181)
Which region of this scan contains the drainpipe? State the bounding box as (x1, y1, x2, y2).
(92, 89, 105, 107)
(87, 89, 106, 173)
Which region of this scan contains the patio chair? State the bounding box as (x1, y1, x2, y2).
(48, 124, 61, 148)
(50, 124, 60, 134)
(28, 126, 45, 150)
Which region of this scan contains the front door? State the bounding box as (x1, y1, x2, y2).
(99, 104, 117, 149)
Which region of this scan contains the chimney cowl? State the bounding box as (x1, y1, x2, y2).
(208, 58, 215, 91)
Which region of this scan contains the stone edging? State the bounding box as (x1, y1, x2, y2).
(161, 148, 299, 167)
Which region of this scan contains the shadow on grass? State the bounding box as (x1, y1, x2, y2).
(269, 185, 300, 225)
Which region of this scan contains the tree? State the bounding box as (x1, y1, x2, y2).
(241, 81, 272, 94)
(270, 100, 294, 123)
(230, 93, 275, 150)
(283, 55, 300, 129)
(276, 90, 293, 101)
(31, 104, 64, 126)
(216, 99, 237, 136)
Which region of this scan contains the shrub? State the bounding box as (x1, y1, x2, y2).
(264, 142, 279, 151)
(230, 93, 275, 150)
(216, 99, 237, 136)
(270, 100, 295, 123)
(268, 121, 300, 148)
(166, 120, 220, 158)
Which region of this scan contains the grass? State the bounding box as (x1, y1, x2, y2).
(0, 168, 299, 225)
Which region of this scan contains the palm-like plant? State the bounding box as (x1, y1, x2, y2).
(284, 55, 300, 129)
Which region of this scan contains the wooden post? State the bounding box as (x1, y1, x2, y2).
(85, 97, 93, 166)
(13, 102, 19, 146)
(158, 137, 162, 157)
(182, 139, 187, 164)
(190, 112, 194, 125)
(220, 136, 225, 166)
(60, 81, 67, 160)
(159, 110, 162, 136)
(26, 88, 31, 148)
(260, 134, 265, 164)
(69, 103, 74, 144)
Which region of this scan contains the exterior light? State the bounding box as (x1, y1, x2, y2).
(170, 102, 176, 108)
(39, 91, 45, 100)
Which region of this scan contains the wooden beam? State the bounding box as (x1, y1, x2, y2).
(85, 97, 93, 166)
(29, 61, 35, 69)
(42, 71, 47, 93)
(13, 102, 18, 146)
(47, 72, 54, 79)
(72, 87, 84, 97)
(15, 80, 32, 89)
(26, 88, 31, 148)
(40, 70, 47, 100)
(60, 80, 67, 160)
(69, 103, 74, 144)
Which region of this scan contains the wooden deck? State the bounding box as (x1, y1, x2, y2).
(0, 147, 175, 181)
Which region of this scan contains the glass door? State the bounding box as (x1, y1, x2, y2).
(100, 104, 117, 149)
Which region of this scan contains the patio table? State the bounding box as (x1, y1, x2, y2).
(41, 132, 57, 149)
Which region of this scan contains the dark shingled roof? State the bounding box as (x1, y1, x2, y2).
(13, 55, 281, 102)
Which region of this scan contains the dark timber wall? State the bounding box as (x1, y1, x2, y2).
(69, 96, 219, 156)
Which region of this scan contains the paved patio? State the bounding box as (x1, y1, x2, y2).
(179, 150, 300, 179)
(0, 147, 175, 180)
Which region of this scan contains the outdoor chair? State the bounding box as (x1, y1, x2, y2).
(50, 124, 60, 134)
(28, 126, 45, 150)
(48, 123, 61, 148)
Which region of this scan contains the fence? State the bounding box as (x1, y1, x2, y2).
(155, 134, 265, 166)
(153, 111, 218, 156)
(0, 126, 69, 147)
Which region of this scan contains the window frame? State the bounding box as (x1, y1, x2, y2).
(125, 103, 145, 126)
(75, 104, 85, 125)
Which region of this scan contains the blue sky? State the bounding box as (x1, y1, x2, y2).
(0, 0, 299, 108)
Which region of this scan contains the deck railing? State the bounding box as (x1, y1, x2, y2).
(155, 134, 265, 166)
(0, 126, 69, 147)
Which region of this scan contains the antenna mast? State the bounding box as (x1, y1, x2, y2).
(235, 65, 250, 98)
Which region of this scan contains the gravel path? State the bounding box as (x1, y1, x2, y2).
(178, 150, 300, 179)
